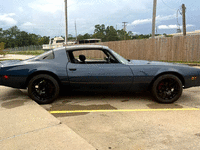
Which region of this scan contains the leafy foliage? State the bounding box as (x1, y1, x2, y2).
(77, 24, 152, 42)
(0, 24, 156, 49)
(0, 26, 50, 49)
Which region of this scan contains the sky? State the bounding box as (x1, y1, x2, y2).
(0, 0, 200, 37)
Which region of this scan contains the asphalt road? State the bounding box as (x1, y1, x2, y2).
(1, 83, 200, 149)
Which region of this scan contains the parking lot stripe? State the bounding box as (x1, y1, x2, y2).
(49, 108, 200, 114)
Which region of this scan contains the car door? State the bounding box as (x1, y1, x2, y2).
(67, 62, 133, 91)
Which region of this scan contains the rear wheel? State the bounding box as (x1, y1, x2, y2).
(151, 74, 183, 103)
(28, 74, 59, 104)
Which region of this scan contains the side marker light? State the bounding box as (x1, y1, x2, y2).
(191, 76, 197, 81)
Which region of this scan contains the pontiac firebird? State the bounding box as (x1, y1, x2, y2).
(0, 45, 200, 104)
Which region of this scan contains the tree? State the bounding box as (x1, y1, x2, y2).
(83, 33, 92, 39)
(8, 26, 20, 39)
(16, 31, 29, 47)
(105, 26, 119, 41)
(38, 36, 50, 45)
(68, 34, 76, 41)
(93, 24, 106, 41)
(117, 29, 126, 40)
(0, 26, 52, 48)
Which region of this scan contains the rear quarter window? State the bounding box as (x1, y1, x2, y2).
(36, 50, 55, 60)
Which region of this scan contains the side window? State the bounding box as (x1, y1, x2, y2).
(68, 49, 119, 64)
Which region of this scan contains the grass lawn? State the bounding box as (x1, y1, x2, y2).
(7, 50, 45, 55)
(0, 59, 22, 61)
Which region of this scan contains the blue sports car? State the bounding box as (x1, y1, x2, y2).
(0, 45, 200, 104)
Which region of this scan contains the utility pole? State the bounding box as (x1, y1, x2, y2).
(122, 22, 128, 31)
(122, 22, 128, 40)
(75, 20, 77, 41)
(182, 4, 186, 36)
(152, 0, 157, 38)
(64, 0, 68, 45)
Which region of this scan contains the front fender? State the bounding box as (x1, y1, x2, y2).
(155, 67, 184, 77)
(154, 66, 200, 88)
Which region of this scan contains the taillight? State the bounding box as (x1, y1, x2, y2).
(3, 75, 9, 80)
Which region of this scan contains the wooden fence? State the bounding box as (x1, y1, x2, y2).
(94, 35, 200, 62)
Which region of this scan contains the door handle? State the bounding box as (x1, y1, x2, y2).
(69, 68, 77, 71)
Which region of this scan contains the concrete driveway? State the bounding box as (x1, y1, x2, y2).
(0, 84, 200, 150)
(39, 87, 200, 150)
(0, 86, 96, 150)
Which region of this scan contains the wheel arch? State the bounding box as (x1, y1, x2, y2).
(25, 71, 61, 88)
(148, 71, 185, 91)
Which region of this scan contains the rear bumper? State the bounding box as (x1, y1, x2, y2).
(1, 75, 27, 89)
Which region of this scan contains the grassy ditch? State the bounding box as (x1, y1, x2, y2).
(7, 50, 45, 55)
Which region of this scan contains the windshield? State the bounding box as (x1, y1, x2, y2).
(109, 49, 129, 64)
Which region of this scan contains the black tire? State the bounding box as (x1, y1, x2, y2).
(151, 74, 183, 103)
(28, 74, 60, 104)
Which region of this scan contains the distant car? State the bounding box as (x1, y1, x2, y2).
(0, 45, 200, 104)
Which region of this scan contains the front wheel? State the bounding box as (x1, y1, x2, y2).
(28, 74, 60, 104)
(151, 74, 183, 103)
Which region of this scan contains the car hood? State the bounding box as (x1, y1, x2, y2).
(128, 60, 189, 67)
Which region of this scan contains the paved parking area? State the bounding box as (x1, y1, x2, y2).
(0, 66, 200, 150)
(0, 87, 96, 150)
(39, 87, 200, 150)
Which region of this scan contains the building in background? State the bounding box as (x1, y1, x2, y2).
(43, 37, 76, 50)
(170, 30, 200, 36)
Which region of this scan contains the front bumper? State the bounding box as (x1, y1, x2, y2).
(184, 75, 200, 88)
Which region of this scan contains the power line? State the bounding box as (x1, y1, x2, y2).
(176, 9, 181, 33)
(161, 0, 177, 11)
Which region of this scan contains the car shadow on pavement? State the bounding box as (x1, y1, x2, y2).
(0, 88, 27, 101)
(57, 91, 153, 103)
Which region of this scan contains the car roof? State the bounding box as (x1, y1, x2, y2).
(52, 45, 110, 53)
(65, 45, 109, 51)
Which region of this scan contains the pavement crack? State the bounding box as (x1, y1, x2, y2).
(0, 122, 61, 142)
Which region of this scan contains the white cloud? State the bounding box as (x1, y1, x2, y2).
(20, 22, 37, 33)
(22, 22, 36, 26)
(0, 13, 17, 26)
(186, 24, 195, 28)
(28, 0, 66, 13)
(131, 14, 178, 26)
(158, 25, 178, 29)
(18, 7, 24, 12)
(158, 24, 195, 29)
(28, 0, 77, 13)
(156, 14, 177, 21)
(131, 18, 152, 26)
(132, 32, 140, 35)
